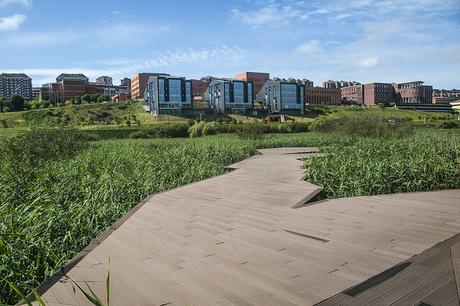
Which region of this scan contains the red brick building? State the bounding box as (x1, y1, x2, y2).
(40, 74, 120, 104)
(131, 73, 169, 99)
(394, 81, 432, 104)
(191, 79, 208, 97)
(363, 83, 395, 106)
(341, 85, 364, 105)
(235, 72, 270, 99)
(112, 92, 132, 102)
(305, 87, 341, 105)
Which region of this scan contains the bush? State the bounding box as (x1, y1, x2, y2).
(437, 121, 459, 129)
(310, 110, 414, 138)
(130, 123, 189, 139)
(188, 122, 310, 138)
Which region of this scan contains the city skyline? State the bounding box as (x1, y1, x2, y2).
(0, 0, 459, 88)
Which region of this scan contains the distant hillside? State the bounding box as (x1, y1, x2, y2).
(0, 101, 452, 131)
(0, 101, 190, 129)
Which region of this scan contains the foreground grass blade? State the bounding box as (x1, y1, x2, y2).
(5, 280, 33, 306)
(32, 289, 47, 306)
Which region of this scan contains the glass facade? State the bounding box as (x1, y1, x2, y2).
(224, 83, 230, 102)
(185, 81, 191, 103)
(233, 82, 244, 103)
(281, 84, 298, 109)
(247, 83, 253, 104)
(158, 79, 165, 102)
(169, 79, 181, 103)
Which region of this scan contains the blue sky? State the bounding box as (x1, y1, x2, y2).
(0, 0, 459, 88)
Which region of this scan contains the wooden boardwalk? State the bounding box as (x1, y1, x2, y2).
(34, 148, 460, 306)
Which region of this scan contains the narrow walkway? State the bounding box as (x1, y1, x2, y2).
(36, 148, 460, 306)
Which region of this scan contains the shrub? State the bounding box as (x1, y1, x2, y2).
(310, 110, 414, 138)
(130, 123, 189, 139)
(437, 121, 459, 129)
(188, 122, 310, 138)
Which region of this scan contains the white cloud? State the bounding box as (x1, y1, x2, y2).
(295, 40, 321, 55)
(0, 14, 26, 31)
(1, 21, 169, 46)
(0, 0, 31, 7)
(230, 4, 301, 28)
(355, 56, 379, 68)
(0, 45, 246, 86)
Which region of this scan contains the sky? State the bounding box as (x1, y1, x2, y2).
(0, 0, 459, 89)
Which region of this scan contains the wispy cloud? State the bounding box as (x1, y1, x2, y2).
(230, 3, 303, 28)
(1, 21, 169, 46)
(0, 0, 31, 7)
(355, 56, 379, 69)
(1, 45, 246, 85)
(0, 14, 26, 31)
(295, 40, 321, 55)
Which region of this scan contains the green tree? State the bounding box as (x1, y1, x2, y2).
(9, 94, 25, 112)
(82, 94, 91, 104)
(0, 96, 3, 112)
(97, 94, 110, 103)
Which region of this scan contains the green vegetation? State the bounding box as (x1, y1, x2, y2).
(305, 131, 460, 198)
(0, 131, 258, 304)
(305, 110, 460, 198)
(0, 102, 339, 130)
(1, 105, 459, 304)
(188, 121, 310, 137)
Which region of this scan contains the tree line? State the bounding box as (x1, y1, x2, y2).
(0, 93, 112, 112)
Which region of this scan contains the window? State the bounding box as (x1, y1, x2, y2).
(280, 83, 297, 108)
(169, 79, 181, 103)
(158, 79, 165, 102)
(247, 83, 253, 104)
(233, 82, 244, 103)
(185, 81, 191, 103)
(224, 83, 230, 102)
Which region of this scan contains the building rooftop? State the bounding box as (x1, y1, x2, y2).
(0, 73, 30, 78)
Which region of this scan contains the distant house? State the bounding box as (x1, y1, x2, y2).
(206, 79, 254, 114)
(145, 75, 193, 115)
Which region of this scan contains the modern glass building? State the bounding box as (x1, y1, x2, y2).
(206, 79, 254, 114)
(145, 76, 193, 115)
(256, 80, 305, 115)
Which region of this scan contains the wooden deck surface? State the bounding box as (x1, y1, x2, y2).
(34, 148, 460, 306)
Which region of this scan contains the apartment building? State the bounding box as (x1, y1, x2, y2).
(394, 81, 432, 104)
(305, 87, 341, 105)
(145, 75, 193, 115)
(32, 87, 41, 99)
(96, 76, 113, 86)
(56, 73, 88, 83)
(40, 73, 121, 104)
(341, 85, 364, 105)
(0, 73, 33, 100)
(206, 79, 254, 114)
(235, 72, 269, 99)
(131, 73, 169, 99)
(363, 83, 395, 106)
(256, 79, 305, 115)
(323, 80, 360, 89)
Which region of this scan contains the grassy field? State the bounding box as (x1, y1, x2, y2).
(0, 101, 319, 131)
